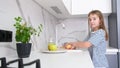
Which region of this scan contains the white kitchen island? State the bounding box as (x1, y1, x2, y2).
(6, 50, 94, 68)
(23, 50, 94, 68)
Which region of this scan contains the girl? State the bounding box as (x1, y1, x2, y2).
(64, 10, 109, 68)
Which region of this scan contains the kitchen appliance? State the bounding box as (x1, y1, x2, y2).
(108, 0, 120, 68)
(0, 29, 12, 42)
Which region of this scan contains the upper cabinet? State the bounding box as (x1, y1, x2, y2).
(35, 0, 112, 19)
(71, 0, 112, 15)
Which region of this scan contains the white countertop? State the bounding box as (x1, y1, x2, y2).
(6, 50, 94, 68)
(106, 46, 119, 54)
(1, 45, 119, 68)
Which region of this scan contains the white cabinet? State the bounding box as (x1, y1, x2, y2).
(71, 0, 111, 15)
(62, 0, 72, 14)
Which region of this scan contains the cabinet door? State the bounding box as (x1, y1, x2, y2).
(117, 0, 120, 49)
(71, 0, 111, 15)
(108, 0, 120, 49)
(92, 0, 111, 14)
(72, 0, 91, 15)
(106, 53, 118, 68)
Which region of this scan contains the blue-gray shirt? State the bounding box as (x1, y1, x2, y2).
(88, 29, 109, 67)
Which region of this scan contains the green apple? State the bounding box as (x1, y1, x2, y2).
(48, 43, 57, 51)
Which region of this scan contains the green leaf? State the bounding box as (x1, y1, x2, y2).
(14, 16, 43, 43)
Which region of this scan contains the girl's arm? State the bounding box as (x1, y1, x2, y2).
(68, 41, 92, 48)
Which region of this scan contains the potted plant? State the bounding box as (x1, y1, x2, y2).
(14, 16, 43, 58)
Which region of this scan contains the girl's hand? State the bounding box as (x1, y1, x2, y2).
(63, 42, 76, 50)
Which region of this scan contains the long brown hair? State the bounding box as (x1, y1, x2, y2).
(88, 10, 109, 41)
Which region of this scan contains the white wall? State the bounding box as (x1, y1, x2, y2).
(56, 16, 109, 47)
(0, 0, 58, 57)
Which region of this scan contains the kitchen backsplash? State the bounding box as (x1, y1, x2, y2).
(0, 0, 58, 57)
(56, 16, 108, 47)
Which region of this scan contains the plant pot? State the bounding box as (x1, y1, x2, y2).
(16, 43, 31, 58)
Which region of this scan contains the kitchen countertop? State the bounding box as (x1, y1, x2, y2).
(6, 49, 94, 68)
(106, 46, 119, 54)
(2, 45, 118, 68)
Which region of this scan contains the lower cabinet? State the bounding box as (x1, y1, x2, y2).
(106, 52, 118, 68)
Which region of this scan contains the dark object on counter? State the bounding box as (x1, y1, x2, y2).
(0, 29, 12, 42)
